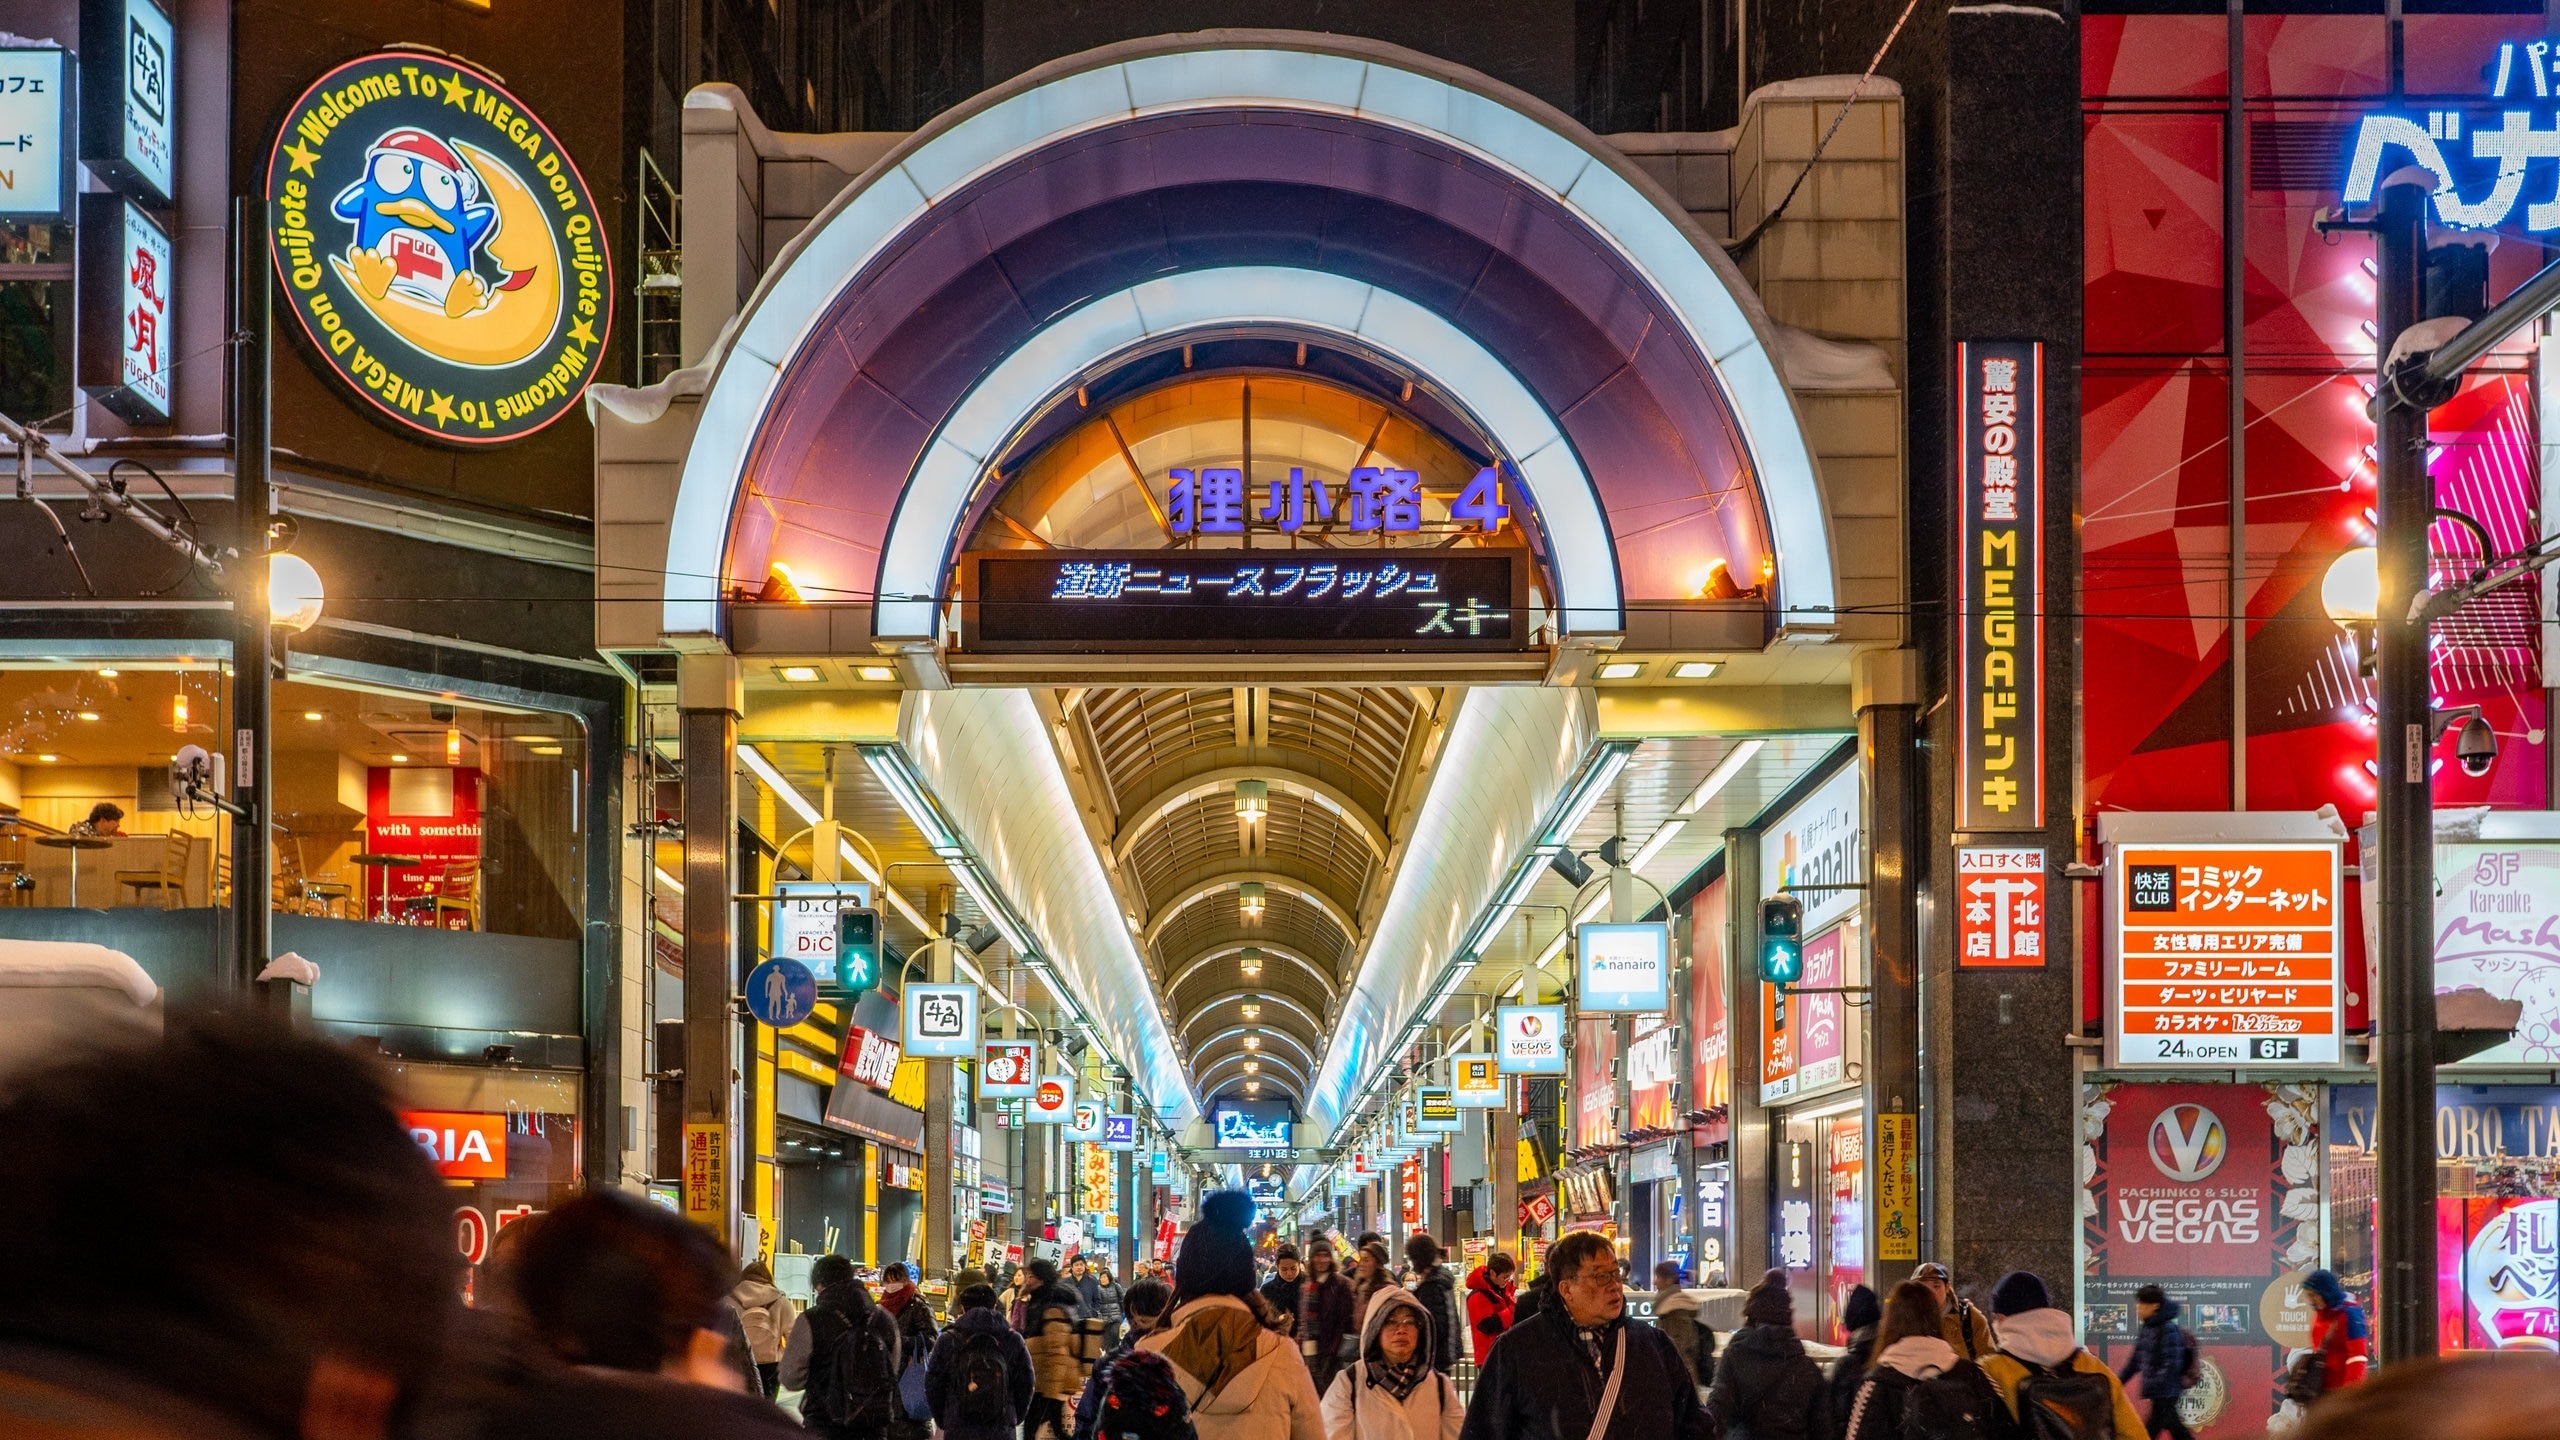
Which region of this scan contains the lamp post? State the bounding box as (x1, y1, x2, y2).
(230, 196, 275, 997)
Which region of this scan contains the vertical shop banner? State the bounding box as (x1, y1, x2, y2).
(1876, 1113, 1919, 1264)
(1955, 340, 2043, 832)
(1766, 922, 1857, 1103)
(1957, 846, 2047, 967)
(0, 48, 72, 220)
(2082, 1082, 2319, 1438)
(1692, 878, 1732, 1122)
(78, 194, 175, 424)
(1627, 1015, 1679, 1132)
(2431, 845, 2560, 1066)
(1079, 1143, 1115, 1216)
(1827, 1119, 1867, 1344)
(364, 767, 483, 921)
(2108, 842, 2343, 1066)
(1400, 1159, 1425, 1227)
(1574, 1017, 1619, 1148)
(682, 1123, 727, 1227)
(80, 0, 176, 205)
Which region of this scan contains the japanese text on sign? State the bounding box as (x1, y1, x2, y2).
(0, 48, 68, 220)
(1957, 847, 2046, 967)
(839, 1024, 903, 1090)
(2109, 842, 2343, 1066)
(964, 550, 1527, 652)
(1956, 341, 2042, 831)
(682, 1123, 726, 1226)
(1166, 464, 1509, 536)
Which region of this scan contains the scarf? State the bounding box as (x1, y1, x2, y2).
(881, 1284, 915, 1315)
(1366, 1353, 1431, 1402)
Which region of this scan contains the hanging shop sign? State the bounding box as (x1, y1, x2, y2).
(1762, 920, 1858, 1103)
(1627, 1016, 1679, 1132)
(2427, 843, 2560, 1067)
(1558, 1164, 1615, 1217)
(1955, 340, 2043, 832)
(2107, 841, 2343, 1067)
(265, 51, 611, 445)
(1399, 1158, 1425, 1226)
(1957, 846, 2046, 967)
(838, 1024, 903, 1091)
(1452, 1055, 1504, 1107)
(1574, 1017, 1619, 1149)
(959, 550, 1529, 653)
(980, 1039, 1039, 1097)
(77, 194, 172, 424)
(1417, 1087, 1461, 1131)
(1027, 1074, 1073, 1124)
(902, 982, 978, 1057)
(772, 881, 872, 980)
(2343, 40, 2560, 233)
(1519, 1192, 1557, 1229)
(1066, 1099, 1107, 1142)
(1761, 763, 1863, 934)
(1691, 878, 1732, 1121)
(80, 0, 173, 206)
(743, 958, 820, 1029)
(2082, 1082, 2319, 1435)
(0, 47, 72, 221)
(1158, 463, 1510, 538)
(402, 1109, 507, 1179)
(1103, 1113, 1138, 1151)
(1496, 1003, 1568, 1074)
(1577, 921, 1671, 1012)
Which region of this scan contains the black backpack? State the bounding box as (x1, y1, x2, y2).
(1900, 1367, 2004, 1440)
(816, 1305, 900, 1427)
(2013, 1361, 2115, 1440)
(952, 1330, 1016, 1429)
(1096, 1349, 1194, 1440)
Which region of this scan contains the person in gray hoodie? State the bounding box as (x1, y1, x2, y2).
(1649, 1261, 1714, 1391)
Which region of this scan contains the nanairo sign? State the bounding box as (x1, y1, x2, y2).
(265, 51, 610, 444)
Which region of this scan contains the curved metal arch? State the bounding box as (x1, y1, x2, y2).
(1143, 871, 1360, 952)
(1191, 1024, 1317, 1072)
(1113, 767, 1391, 866)
(1196, 1050, 1310, 1092)
(1162, 943, 1338, 1004)
(1179, 991, 1326, 1044)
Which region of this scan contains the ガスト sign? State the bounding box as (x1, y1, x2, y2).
(265, 52, 610, 444)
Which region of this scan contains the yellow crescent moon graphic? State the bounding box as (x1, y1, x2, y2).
(329, 139, 563, 369)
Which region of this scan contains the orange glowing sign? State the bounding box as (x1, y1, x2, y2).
(2108, 842, 2342, 1067)
(402, 1110, 507, 1179)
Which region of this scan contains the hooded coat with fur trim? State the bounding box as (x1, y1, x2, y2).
(1458, 1290, 1711, 1440)
(1319, 1287, 1460, 1440)
(1137, 1295, 1326, 1440)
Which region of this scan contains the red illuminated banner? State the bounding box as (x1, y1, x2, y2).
(403, 1109, 507, 1178)
(1955, 340, 2043, 832)
(1957, 846, 2046, 967)
(839, 1024, 903, 1089)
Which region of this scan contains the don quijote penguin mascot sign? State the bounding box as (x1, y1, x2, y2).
(267, 49, 611, 445)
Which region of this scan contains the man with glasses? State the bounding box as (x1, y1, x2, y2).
(1911, 1263, 1994, 1362)
(1456, 1232, 1708, 1440)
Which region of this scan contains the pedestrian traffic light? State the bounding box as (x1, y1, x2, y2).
(835, 907, 882, 995)
(1760, 896, 1805, 985)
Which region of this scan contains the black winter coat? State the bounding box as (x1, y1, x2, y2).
(1298, 1272, 1359, 1356)
(1826, 1328, 1875, 1434)
(1704, 1325, 1832, 1440)
(1410, 1265, 1460, 1374)
(2118, 1300, 2191, 1401)
(1262, 1273, 1308, 1334)
(1836, 1360, 2001, 1440)
(1456, 1305, 1712, 1440)
(928, 1307, 1038, 1440)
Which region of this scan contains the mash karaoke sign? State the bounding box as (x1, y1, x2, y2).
(266, 52, 609, 444)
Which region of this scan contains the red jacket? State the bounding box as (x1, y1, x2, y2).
(2312, 1303, 2369, 1391)
(1463, 1264, 1515, 1358)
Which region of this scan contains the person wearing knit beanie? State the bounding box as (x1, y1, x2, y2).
(1977, 1269, 2147, 1439)
(1742, 1268, 1795, 1328)
(1139, 1191, 1325, 1440)
(1989, 1271, 2051, 1318)
(1173, 1190, 1261, 1303)
(1706, 1270, 1824, 1440)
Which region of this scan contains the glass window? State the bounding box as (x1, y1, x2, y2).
(0, 222, 74, 428)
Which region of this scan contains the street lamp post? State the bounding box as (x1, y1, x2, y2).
(230, 197, 275, 997)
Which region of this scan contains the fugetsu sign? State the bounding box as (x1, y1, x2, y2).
(266, 51, 610, 445)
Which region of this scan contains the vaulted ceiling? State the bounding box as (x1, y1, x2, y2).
(1037, 684, 1457, 1110)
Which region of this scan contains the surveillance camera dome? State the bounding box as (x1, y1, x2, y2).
(2457, 714, 2498, 777)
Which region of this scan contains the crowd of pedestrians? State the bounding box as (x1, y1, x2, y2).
(0, 1012, 2490, 1440)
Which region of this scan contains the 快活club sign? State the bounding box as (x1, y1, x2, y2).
(265, 51, 610, 444)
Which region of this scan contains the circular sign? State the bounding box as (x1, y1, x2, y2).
(266, 52, 611, 445)
(1034, 1079, 1068, 1114)
(743, 958, 819, 1028)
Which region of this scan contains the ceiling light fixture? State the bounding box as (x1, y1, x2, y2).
(1597, 661, 1643, 680)
(1239, 947, 1263, 979)
(856, 663, 897, 682)
(36, 754, 58, 763)
(1233, 779, 1268, 823)
(390, 754, 409, 764)
(1678, 738, 1765, 815)
(95, 668, 117, 678)
(1628, 817, 1688, 872)
(774, 664, 824, 684)
(171, 693, 187, 731)
(76, 711, 98, 722)
(1243, 1059, 1259, 1074)
(1237, 881, 1266, 921)
(1242, 1033, 1261, 1050)
(1240, 997, 1262, 1021)
(445, 727, 463, 766)
(303, 710, 324, 722)
(1672, 660, 1721, 680)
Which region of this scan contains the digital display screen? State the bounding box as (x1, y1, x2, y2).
(960, 550, 1529, 652)
(1212, 1101, 1295, 1149)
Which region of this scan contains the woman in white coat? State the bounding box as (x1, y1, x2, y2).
(1320, 1287, 1461, 1440)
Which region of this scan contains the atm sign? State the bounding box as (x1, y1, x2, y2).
(403, 1110, 508, 1179)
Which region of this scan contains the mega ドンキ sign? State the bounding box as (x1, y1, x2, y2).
(265, 51, 610, 445)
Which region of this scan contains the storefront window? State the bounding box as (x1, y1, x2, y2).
(385, 1059, 582, 1297)
(0, 222, 74, 427)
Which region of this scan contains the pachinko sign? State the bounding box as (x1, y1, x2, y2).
(2342, 39, 2560, 232)
(266, 51, 610, 444)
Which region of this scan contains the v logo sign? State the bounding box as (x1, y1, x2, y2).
(2148, 1103, 2227, 1183)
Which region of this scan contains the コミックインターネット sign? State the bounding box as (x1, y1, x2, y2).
(266, 52, 610, 444)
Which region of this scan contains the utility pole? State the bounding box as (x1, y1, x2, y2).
(229, 197, 274, 996)
(2369, 170, 2439, 1364)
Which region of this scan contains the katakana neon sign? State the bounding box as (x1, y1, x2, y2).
(2341, 40, 2560, 230)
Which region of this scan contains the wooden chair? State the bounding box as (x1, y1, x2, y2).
(114, 832, 195, 909)
(430, 862, 480, 930)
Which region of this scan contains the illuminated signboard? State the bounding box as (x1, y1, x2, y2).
(1956, 846, 2046, 968)
(773, 880, 872, 977)
(1066, 1100, 1106, 1142)
(402, 1109, 507, 1179)
(265, 51, 611, 445)
(2342, 40, 2560, 232)
(1955, 340, 2042, 831)
(80, 0, 174, 206)
(958, 550, 1528, 652)
(2107, 841, 2342, 1067)
(902, 982, 977, 1058)
(1212, 1101, 1293, 1149)
(1496, 1003, 1567, 1074)
(1103, 1113, 1137, 1151)
(1399, 1158, 1424, 1226)
(1027, 1074, 1073, 1124)
(1577, 922, 1670, 1012)
(1452, 1055, 1504, 1107)
(0, 47, 72, 221)
(1416, 1086, 1460, 1132)
(1163, 463, 1510, 538)
(980, 1039, 1038, 1098)
(838, 1024, 903, 1090)
(77, 194, 172, 424)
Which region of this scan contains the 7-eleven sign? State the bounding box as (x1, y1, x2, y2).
(1957, 847, 2044, 968)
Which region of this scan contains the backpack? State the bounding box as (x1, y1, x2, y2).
(816, 1306, 900, 1427)
(1096, 1350, 1195, 1440)
(2012, 1361, 2116, 1440)
(2175, 1327, 2201, 1394)
(1901, 1368, 2003, 1440)
(952, 1330, 1017, 1430)
(2280, 1350, 2325, 1405)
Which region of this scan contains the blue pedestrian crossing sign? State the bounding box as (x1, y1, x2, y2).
(745, 958, 820, 1028)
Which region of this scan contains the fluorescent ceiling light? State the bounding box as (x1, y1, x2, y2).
(774, 664, 824, 684)
(1672, 660, 1721, 679)
(737, 742, 937, 938)
(856, 664, 897, 682)
(1678, 739, 1764, 815)
(1597, 661, 1643, 680)
(1543, 745, 1632, 845)
(1628, 817, 1688, 872)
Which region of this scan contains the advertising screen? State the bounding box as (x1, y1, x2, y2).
(1212, 1101, 1293, 1149)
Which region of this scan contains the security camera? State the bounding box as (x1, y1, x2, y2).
(2457, 714, 2498, 777)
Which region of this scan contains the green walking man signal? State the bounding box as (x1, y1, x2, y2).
(835, 907, 882, 995)
(1760, 896, 1805, 985)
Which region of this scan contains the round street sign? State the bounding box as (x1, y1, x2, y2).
(744, 958, 819, 1028)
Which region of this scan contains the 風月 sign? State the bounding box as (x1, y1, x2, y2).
(1496, 1004, 1567, 1074)
(1577, 922, 1670, 1011)
(78, 194, 173, 424)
